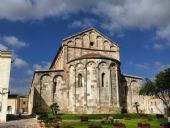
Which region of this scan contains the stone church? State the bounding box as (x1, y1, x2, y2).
(28, 28, 143, 114)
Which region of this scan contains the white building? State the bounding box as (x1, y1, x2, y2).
(0, 50, 12, 123)
(144, 96, 167, 115)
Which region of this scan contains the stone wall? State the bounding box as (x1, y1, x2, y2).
(121, 75, 143, 113)
(0, 51, 12, 122)
(65, 58, 120, 114)
(29, 28, 143, 114)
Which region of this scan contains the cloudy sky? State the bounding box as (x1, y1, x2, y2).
(0, 0, 170, 95)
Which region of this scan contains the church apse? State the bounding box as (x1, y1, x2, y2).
(29, 28, 142, 114)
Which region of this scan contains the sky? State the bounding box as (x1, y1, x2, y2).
(0, 0, 170, 95)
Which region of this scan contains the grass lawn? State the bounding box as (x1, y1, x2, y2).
(38, 113, 168, 128)
(58, 118, 167, 128)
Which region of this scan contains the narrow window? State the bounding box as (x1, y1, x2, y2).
(54, 81, 57, 93)
(90, 42, 94, 46)
(78, 74, 83, 87)
(101, 73, 105, 87)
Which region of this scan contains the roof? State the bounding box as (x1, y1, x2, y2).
(8, 94, 19, 99)
(63, 27, 119, 47)
(123, 74, 142, 79)
(50, 27, 119, 69)
(0, 50, 12, 58)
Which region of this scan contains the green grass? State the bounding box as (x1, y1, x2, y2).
(46, 119, 167, 128)
(41, 113, 157, 120)
(38, 113, 168, 128)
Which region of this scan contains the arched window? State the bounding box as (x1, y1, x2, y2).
(78, 74, 83, 87)
(53, 81, 57, 93)
(101, 73, 105, 87)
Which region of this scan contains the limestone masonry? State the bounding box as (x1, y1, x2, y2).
(29, 28, 143, 114)
(0, 50, 12, 122)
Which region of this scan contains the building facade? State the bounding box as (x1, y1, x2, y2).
(7, 95, 20, 114)
(0, 50, 12, 122)
(29, 28, 143, 114)
(7, 95, 28, 114)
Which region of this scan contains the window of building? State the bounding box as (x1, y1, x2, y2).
(78, 74, 83, 87)
(90, 42, 94, 46)
(23, 101, 26, 105)
(53, 81, 57, 93)
(101, 73, 105, 87)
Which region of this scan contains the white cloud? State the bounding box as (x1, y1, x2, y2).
(153, 43, 164, 50)
(126, 61, 149, 70)
(9, 77, 31, 95)
(2, 36, 29, 48)
(156, 24, 170, 41)
(0, 44, 8, 51)
(0, 0, 170, 46)
(0, 0, 94, 21)
(33, 61, 50, 70)
(13, 58, 28, 68)
(69, 18, 97, 28)
(154, 61, 170, 72)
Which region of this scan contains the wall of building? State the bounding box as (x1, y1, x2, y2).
(19, 97, 28, 113)
(29, 28, 143, 115)
(121, 75, 143, 113)
(144, 96, 166, 114)
(50, 29, 120, 70)
(0, 51, 12, 122)
(67, 58, 120, 114)
(7, 98, 20, 114)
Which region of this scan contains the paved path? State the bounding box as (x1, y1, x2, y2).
(0, 115, 37, 128)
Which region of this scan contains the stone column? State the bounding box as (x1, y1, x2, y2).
(109, 66, 112, 106)
(74, 68, 76, 112)
(96, 67, 100, 107)
(84, 67, 87, 107)
(116, 67, 120, 107)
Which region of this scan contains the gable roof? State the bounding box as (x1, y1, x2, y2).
(50, 27, 119, 69)
(63, 27, 119, 47)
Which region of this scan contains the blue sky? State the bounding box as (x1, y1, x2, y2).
(0, 0, 169, 95)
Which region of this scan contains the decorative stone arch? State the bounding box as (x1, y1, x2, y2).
(53, 75, 63, 88)
(96, 35, 103, 50)
(110, 45, 117, 51)
(89, 32, 96, 48)
(40, 74, 51, 89)
(75, 37, 82, 47)
(130, 80, 139, 95)
(39, 74, 51, 110)
(110, 62, 117, 68)
(83, 34, 89, 48)
(98, 61, 109, 69)
(75, 62, 85, 69)
(85, 61, 97, 68)
(67, 40, 75, 47)
(67, 40, 75, 61)
(130, 80, 140, 111)
(104, 40, 110, 50)
(40, 74, 51, 81)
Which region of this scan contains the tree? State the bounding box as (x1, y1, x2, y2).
(140, 68, 170, 122)
(50, 102, 60, 115)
